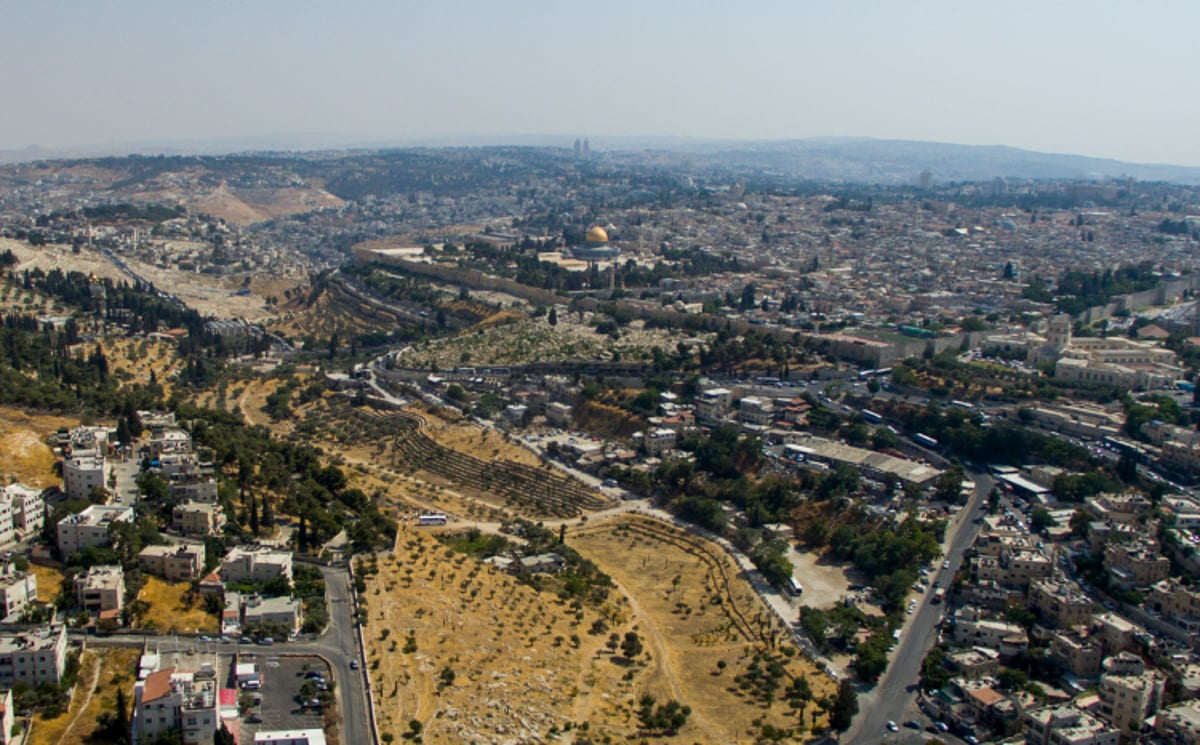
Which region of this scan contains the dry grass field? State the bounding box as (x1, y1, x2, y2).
(0, 407, 74, 488)
(137, 577, 218, 634)
(29, 648, 139, 745)
(363, 527, 642, 744)
(363, 516, 833, 744)
(29, 562, 64, 604)
(421, 414, 543, 469)
(570, 516, 836, 743)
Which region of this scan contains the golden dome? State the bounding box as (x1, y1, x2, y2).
(585, 226, 609, 243)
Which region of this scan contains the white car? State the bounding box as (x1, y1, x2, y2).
(887, 721, 899, 732)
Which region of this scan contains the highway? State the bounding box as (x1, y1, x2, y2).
(845, 469, 992, 745)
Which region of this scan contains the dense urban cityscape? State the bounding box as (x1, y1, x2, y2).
(0, 142, 1194, 745)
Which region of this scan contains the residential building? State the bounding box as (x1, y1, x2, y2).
(696, 387, 732, 425)
(544, 402, 572, 427)
(220, 547, 293, 584)
(1048, 631, 1104, 679)
(1029, 578, 1095, 629)
(975, 547, 1053, 589)
(643, 427, 676, 456)
(2, 483, 44, 537)
(0, 625, 68, 688)
(241, 595, 302, 634)
(172, 502, 225, 536)
(1145, 579, 1200, 632)
(952, 608, 1030, 658)
(169, 478, 218, 504)
(56, 504, 134, 556)
(0, 568, 37, 619)
(221, 591, 241, 636)
(133, 663, 219, 745)
(1025, 705, 1119, 745)
(1086, 492, 1152, 524)
(1097, 652, 1162, 736)
(0, 689, 12, 745)
(0, 500, 14, 548)
(62, 454, 108, 501)
(138, 544, 206, 583)
(738, 396, 774, 427)
(1105, 540, 1170, 589)
(158, 454, 215, 482)
(945, 647, 1000, 679)
(75, 564, 125, 613)
(148, 427, 192, 458)
(1155, 701, 1200, 745)
(1096, 613, 1148, 657)
(1163, 495, 1200, 530)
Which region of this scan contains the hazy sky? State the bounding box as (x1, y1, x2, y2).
(3, 0, 1199, 165)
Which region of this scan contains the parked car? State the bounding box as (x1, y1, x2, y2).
(257, 637, 275, 646)
(886, 721, 899, 732)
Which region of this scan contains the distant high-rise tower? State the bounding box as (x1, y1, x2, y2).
(918, 170, 933, 190)
(992, 177, 1008, 197)
(573, 138, 582, 159)
(582, 138, 591, 159)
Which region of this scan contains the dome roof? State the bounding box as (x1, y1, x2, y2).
(585, 226, 609, 243)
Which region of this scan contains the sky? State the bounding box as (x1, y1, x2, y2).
(3, 0, 1199, 165)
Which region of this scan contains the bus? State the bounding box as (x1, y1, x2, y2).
(949, 400, 975, 410)
(861, 409, 883, 424)
(914, 433, 939, 450)
(786, 577, 804, 596)
(417, 514, 448, 526)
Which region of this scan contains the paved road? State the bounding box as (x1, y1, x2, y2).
(309, 566, 371, 745)
(845, 469, 992, 745)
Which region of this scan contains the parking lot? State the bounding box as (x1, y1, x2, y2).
(240, 654, 327, 739)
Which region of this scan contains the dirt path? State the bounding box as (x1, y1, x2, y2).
(59, 654, 102, 743)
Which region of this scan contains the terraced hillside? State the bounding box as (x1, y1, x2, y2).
(354, 407, 612, 517)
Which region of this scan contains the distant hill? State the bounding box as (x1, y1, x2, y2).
(4, 135, 1200, 185)
(647, 137, 1200, 186)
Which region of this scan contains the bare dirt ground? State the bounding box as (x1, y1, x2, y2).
(786, 546, 857, 611)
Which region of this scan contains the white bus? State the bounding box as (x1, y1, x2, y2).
(787, 577, 804, 596)
(417, 514, 448, 526)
